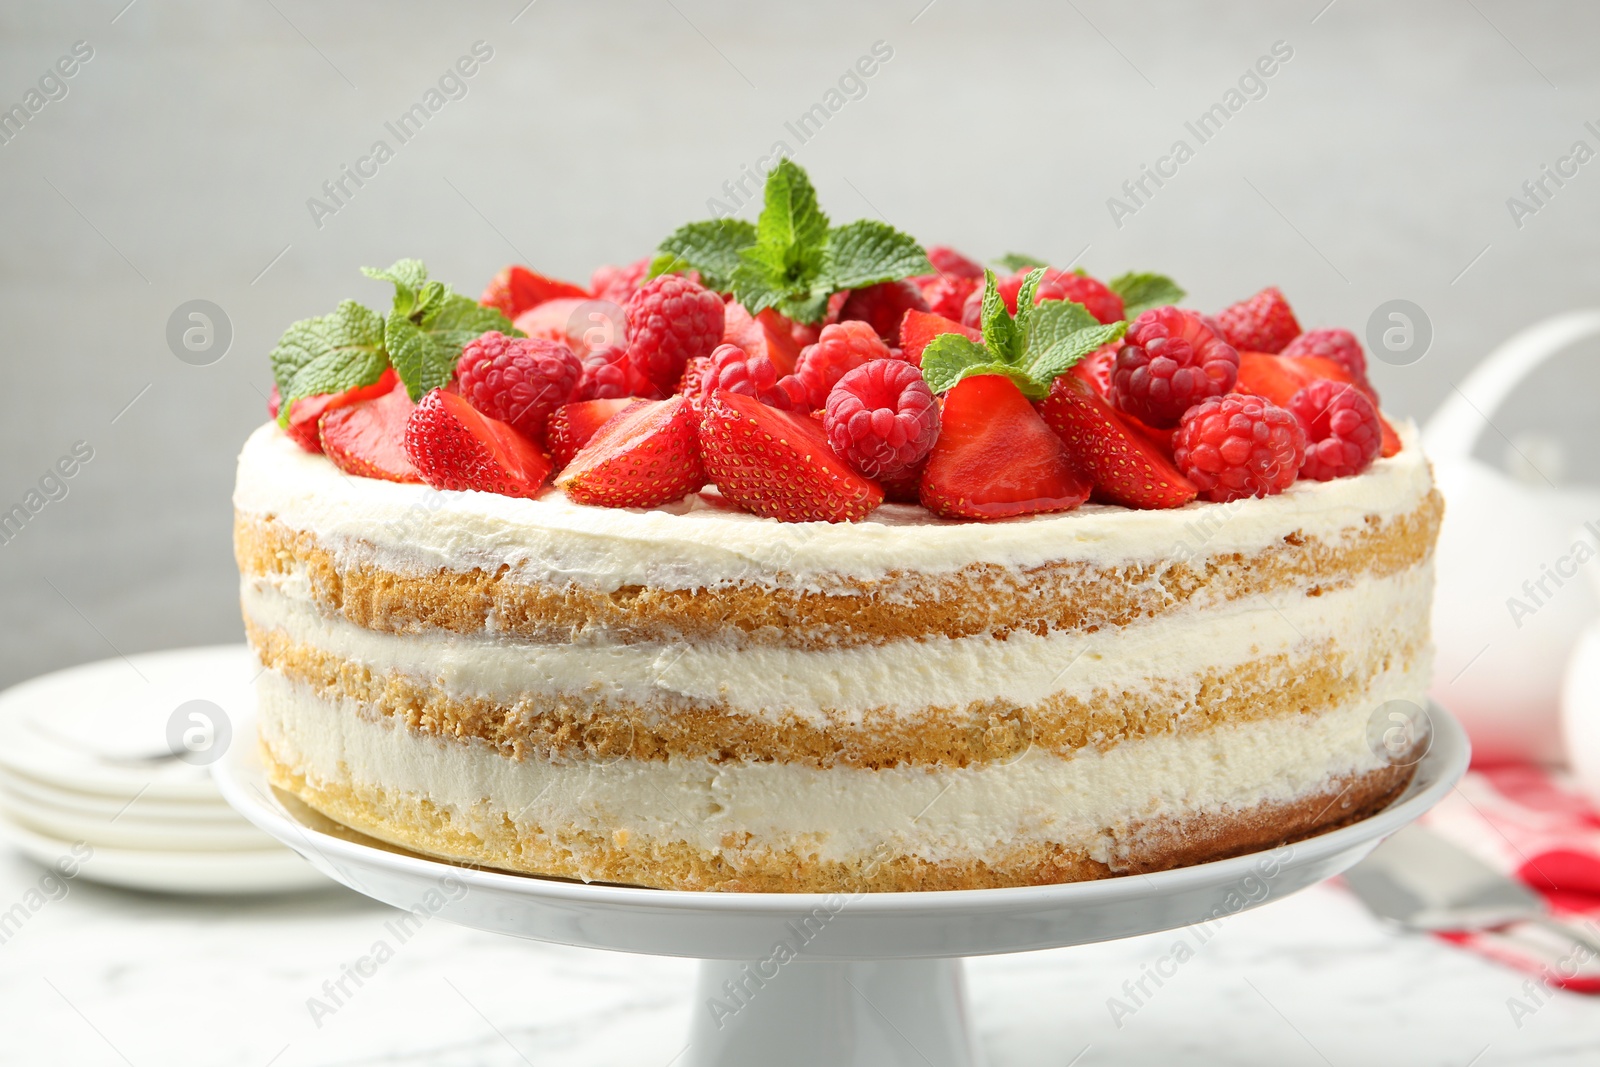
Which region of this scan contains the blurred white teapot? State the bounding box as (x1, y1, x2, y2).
(1425, 311, 1600, 765)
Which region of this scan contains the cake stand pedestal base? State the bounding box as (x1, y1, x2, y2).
(686, 958, 977, 1067)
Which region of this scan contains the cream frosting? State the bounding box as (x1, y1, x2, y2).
(241, 563, 1434, 720)
(257, 669, 1421, 866)
(233, 420, 1434, 593)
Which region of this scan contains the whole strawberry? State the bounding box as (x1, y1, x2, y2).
(1286, 379, 1381, 481)
(1174, 393, 1306, 502)
(837, 280, 928, 346)
(823, 360, 939, 481)
(1280, 328, 1368, 384)
(625, 274, 725, 392)
(792, 321, 894, 409)
(1111, 307, 1239, 428)
(455, 331, 580, 444)
(1215, 286, 1301, 354)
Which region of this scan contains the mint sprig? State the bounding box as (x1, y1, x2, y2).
(362, 259, 514, 400)
(269, 259, 517, 418)
(649, 159, 930, 324)
(1108, 271, 1186, 318)
(920, 269, 1127, 399)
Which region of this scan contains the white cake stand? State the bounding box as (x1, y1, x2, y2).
(215, 707, 1468, 1067)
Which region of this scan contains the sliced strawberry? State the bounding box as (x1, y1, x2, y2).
(722, 303, 802, 375)
(899, 310, 983, 367)
(269, 369, 399, 454)
(318, 382, 421, 483)
(513, 296, 627, 355)
(480, 265, 589, 319)
(403, 389, 552, 498)
(920, 375, 1092, 520)
(1037, 376, 1197, 509)
(556, 396, 705, 508)
(547, 397, 641, 468)
(1236, 351, 1400, 458)
(698, 391, 883, 522)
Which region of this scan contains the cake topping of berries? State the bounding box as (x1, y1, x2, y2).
(824, 359, 939, 482)
(699, 343, 803, 410)
(836, 280, 929, 346)
(1280, 327, 1368, 384)
(899, 310, 983, 367)
(793, 321, 896, 409)
(589, 257, 652, 305)
(1173, 393, 1306, 503)
(624, 274, 725, 392)
(1111, 306, 1239, 428)
(454, 331, 580, 445)
(403, 388, 553, 498)
(556, 395, 706, 508)
(918, 274, 980, 321)
(925, 246, 984, 279)
(1215, 286, 1302, 354)
(698, 391, 884, 523)
(1286, 379, 1382, 481)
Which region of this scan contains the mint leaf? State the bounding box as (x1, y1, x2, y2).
(824, 220, 931, 290)
(362, 259, 430, 316)
(1109, 271, 1186, 318)
(1025, 321, 1127, 384)
(1013, 267, 1046, 337)
(270, 300, 388, 423)
(996, 252, 1047, 272)
(757, 159, 829, 270)
(1024, 299, 1101, 355)
(920, 333, 994, 392)
(978, 269, 1015, 363)
(387, 292, 514, 401)
(652, 219, 756, 291)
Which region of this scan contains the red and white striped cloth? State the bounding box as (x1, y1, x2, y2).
(1419, 766, 1600, 992)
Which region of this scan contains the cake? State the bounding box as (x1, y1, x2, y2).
(238, 161, 1440, 892)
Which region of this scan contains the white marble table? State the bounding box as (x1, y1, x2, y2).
(2, 848, 1596, 1066)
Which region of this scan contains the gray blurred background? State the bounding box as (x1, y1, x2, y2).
(2, 0, 1597, 688)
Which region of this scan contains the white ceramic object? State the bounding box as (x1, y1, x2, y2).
(0, 817, 328, 895)
(215, 706, 1468, 1067)
(1561, 557, 1600, 806)
(1424, 310, 1600, 764)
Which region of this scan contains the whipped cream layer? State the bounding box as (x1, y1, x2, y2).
(234, 421, 1434, 592)
(257, 670, 1421, 866)
(241, 562, 1432, 720)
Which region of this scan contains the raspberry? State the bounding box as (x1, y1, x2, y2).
(697, 343, 800, 410)
(1033, 270, 1124, 324)
(589, 257, 651, 304)
(823, 359, 939, 481)
(837, 280, 928, 346)
(919, 274, 979, 320)
(625, 274, 725, 391)
(792, 321, 894, 409)
(1111, 307, 1239, 428)
(576, 344, 660, 401)
(1215, 286, 1301, 353)
(1281, 328, 1368, 383)
(1286, 379, 1381, 481)
(1174, 394, 1306, 503)
(454, 331, 581, 443)
(926, 245, 984, 279)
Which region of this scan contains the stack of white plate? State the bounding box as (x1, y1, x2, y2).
(0, 645, 327, 894)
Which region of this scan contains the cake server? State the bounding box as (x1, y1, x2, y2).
(1343, 823, 1600, 954)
